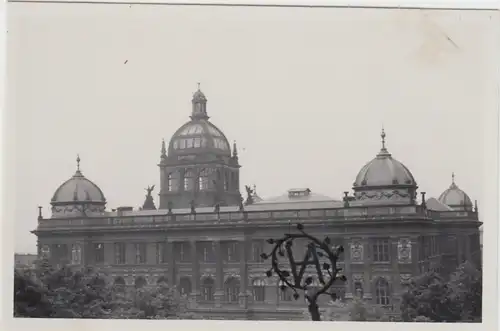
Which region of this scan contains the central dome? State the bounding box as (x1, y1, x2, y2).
(169, 120, 231, 155)
(168, 86, 231, 157)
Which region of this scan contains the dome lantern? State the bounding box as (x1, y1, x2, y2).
(191, 83, 209, 120)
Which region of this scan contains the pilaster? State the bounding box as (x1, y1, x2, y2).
(214, 240, 224, 307)
(189, 240, 200, 307)
(239, 237, 250, 308)
(167, 241, 175, 287)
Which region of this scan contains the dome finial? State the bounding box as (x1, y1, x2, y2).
(377, 127, 391, 157)
(197, 82, 201, 91)
(76, 154, 81, 171)
(452, 172, 455, 184)
(381, 127, 386, 150)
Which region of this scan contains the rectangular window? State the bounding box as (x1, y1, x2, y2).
(251, 241, 264, 262)
(198, 242, 215, 262)
(157, 242, 168, 264)
(174, 242, 190, 262)
(372, 239, 390, 262)
(135, 243, 147, 264)
(225, 241, 239, 262)
(114, 243, 126, 264)
(94, 243, 104, 264)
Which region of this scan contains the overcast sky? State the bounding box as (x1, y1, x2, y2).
(7, 4, 498, 253)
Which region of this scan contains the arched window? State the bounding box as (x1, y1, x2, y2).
(157, 277, 168, 285)
(135, 276, 147, 289)
(252, 279, 266, 302)
(167, 173, 174, 191)
(224, 277, 240, 303)
(375, 278, 390, 305)
(198, 169, 210, 191)
(179, 277, 192, 296)
(278, 280, 292, 302)
(71, 244, 81, 265)
(114, 277, 126, 291)
(224, 172, 230, 191)
(184, 170, 194, 191)
(201, 277, 215, 301)
(354, 281, 364, 298)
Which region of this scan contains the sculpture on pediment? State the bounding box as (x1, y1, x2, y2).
(397, 238, 412, 263)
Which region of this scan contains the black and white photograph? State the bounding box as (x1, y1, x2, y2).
(4, 0, 499, 330)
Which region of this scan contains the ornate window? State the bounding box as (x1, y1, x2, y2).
(252, 279, 266, 302)
(224, 277, 240, 303)
(94, 243, 104, 264)
(114, 242, 126, 264)
(372, 239, 390, 262)
(278, 280, 292, 302)
(375, 278, 390, 305)
(198, 169, 210, 191)
(179, 277, 192, 296)
(135, 276, 147, 289)
(135, 243, 147, 264)
(354, 281, 364, 298)
(184, 170, 194, 191)
(114, 277, 126, 291)
(156, 277, 168, 285)
(71, 244, 82, 265)
(201, 277, 215, 301)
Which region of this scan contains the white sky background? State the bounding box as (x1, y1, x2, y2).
(7, 4, 498, 253)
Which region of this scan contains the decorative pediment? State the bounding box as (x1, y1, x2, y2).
(397, 238, 412, 263)
(350, 241, 364, 262)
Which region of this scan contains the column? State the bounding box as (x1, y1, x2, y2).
(343, 237, 352, 299)
(362, 238, 372, 302)
(189, 240, 200, 307)
(239, 238, 249, 308)
(167, 241, 175, 287)
(214, 240, 224, 307)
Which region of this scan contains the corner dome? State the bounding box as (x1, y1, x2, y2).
(167, 85, 231, 157)
(352, 129, 418, 204)
(50, 156, 106, 217)
(438, 173, 473, 211)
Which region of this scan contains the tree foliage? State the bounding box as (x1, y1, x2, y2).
(14, 258, 189, 319)
(400, 261, 482, 322)
(321, 298, 385, 322)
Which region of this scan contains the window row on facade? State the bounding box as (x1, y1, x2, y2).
(165, 168, 238, 192)
(109, 275, 391, 306)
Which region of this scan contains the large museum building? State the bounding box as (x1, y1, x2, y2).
(33, 87, 482, 320)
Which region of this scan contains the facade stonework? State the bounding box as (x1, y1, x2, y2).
(33, 89, 482, 320)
